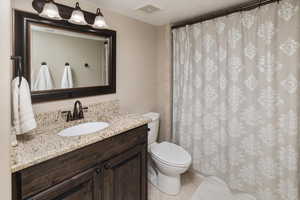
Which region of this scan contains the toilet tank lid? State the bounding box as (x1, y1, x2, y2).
(143, 112, 160, 121)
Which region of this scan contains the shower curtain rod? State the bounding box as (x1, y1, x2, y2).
(171, 0, 281, 29)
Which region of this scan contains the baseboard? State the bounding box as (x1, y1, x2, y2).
(187, 169, 206, 179)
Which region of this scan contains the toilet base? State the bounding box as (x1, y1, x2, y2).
(148, 164, 181, 196)
(157, 171, 181, 195)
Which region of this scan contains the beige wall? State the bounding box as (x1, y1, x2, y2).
(156, 25, 172, 142)
(13, 0, 159, 115)
(0, 0, 12, 199)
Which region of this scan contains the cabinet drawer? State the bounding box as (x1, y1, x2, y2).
(17, 125, 147, 199)
(25, 165, 101, 200)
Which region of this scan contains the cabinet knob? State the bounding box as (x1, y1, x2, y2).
(104, 163, 111, 169)
(96, 168, 101, 174)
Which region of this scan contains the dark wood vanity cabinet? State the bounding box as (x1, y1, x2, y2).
(103, 144, 147, 200)
(12, 125, 148, 200)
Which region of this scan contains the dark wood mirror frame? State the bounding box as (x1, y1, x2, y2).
(14, 10, 116, 103)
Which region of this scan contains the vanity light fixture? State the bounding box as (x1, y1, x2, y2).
(33, 0, 108, 29)
(92, 8, 108, 29)
(68, 2, 88, 25)
(39, 0, 62, 20)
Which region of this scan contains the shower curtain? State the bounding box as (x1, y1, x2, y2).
(172, 0, 300, 199)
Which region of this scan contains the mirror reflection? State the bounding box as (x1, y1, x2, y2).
(30, 23, 110, 91)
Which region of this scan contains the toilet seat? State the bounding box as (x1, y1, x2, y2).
(150, 142, 191, 167)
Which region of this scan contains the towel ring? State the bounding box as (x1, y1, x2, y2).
(11, 56, 23, 88)
(259, 0, 262, 8)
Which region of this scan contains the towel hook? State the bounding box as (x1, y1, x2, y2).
(11, 56, 23, 88)
(258, 0, 262, 8)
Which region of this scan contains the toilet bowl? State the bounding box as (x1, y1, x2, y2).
(150, 142, 192, 195)
(143, 113, 192, 195)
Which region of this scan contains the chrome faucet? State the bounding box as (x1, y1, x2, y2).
(62, 100, 88, 122)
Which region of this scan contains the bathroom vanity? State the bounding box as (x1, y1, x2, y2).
(11, 100, 151, 200)
(12, 125, 148, 200)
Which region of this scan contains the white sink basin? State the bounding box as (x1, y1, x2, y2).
(58, 122, 110, 137)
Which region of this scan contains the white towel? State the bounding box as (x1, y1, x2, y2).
(33, 64, 53, 91)
(191, 176, 256, 200)
(61, 65, 73, 88)
(12, 77, 37, 135)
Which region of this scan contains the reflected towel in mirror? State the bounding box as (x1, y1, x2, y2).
(33, 64, 54, 91)
(61, 64, 73, 89)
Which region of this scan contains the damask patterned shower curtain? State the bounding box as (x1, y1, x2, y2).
(172, 0, 300, 199)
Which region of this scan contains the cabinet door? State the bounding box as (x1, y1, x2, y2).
(103, 144, 147, 200)
(26, 166, 102, 200)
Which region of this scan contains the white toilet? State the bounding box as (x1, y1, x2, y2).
(144, 112, 192, 195)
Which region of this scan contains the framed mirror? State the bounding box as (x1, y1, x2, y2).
(14, 10, 116, 103)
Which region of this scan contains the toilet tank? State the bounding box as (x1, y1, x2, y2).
(143, 112, 160, 145)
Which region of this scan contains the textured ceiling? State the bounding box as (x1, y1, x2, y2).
(89, 0, 251, 26)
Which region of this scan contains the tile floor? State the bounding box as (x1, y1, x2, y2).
(148, 172, 203, 200)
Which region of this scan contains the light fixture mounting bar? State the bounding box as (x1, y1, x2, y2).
(32, 0, 97, 24)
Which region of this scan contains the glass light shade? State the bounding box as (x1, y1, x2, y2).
(68, 3, 87, 25)
(92, 8, 107, 29)
(93, 15, 107, 29)
(39, 1, 62, 20)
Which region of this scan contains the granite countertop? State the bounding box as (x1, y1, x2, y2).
(11, 114, 151, 173)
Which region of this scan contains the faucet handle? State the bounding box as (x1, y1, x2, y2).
(61, 111, 69, 116)
(62, 111, 72, 122)
(79, 107, 88, 119)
